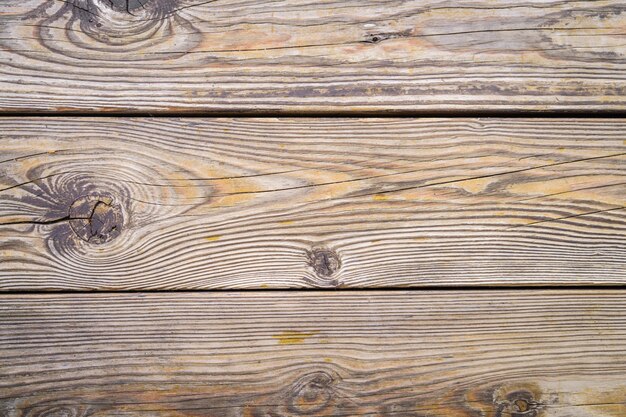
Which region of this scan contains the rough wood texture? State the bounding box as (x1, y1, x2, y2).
(1, 118, 625, 290)
(0, 0, 625, 113)
(1, 291, 626, 416)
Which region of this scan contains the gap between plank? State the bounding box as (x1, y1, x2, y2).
(1, 110, 626, 118)
(4, 285, 626, 295)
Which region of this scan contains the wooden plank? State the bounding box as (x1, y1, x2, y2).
(1, 118, 625, 290)
(1, 291, 626, 416)
(0, 0, 624, 113)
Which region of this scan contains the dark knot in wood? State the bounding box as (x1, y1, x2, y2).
(62, 0, 182, 35)
(107, 0, 156, 13)
(307, 248, 341, 279)
(288, 371, 337, 415)
(495, 390, 542, 417)
(69, 194, 123, 244)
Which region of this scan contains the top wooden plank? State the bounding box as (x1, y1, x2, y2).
(0, 0, 624, 114)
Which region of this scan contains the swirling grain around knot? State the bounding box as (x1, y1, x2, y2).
(287, 371, 338, 415)
(11, 0, 199, 64)
(0, 122, 213, 289)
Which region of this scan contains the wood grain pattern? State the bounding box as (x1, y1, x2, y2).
(1, 118, 625, 290)
(0, 0, 625, 113)
(1, 291, 626, 416)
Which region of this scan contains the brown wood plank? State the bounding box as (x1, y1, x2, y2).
(0, 0, 624, 113)
(0, 118, 624, 290)
(1, 291, 625, 416)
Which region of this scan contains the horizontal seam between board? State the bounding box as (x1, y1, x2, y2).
(3, 285, 626, 295)
(1, 110, 626, 118)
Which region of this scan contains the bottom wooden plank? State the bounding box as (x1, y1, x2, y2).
(1, 291, 625, 417)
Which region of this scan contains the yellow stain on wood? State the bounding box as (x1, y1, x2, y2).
(508, 177, 573, 196)
(324, 358, 333, 363)
(294, 169, 356, 203)
(577, 386, 626, 416)
(205, 235, 221, 242)
(509, 176, 625, 205)
(455, 177, 491, 193)
(159, 157, 261, 208)
(373, 194, 389, 201)
(279, 220, 294, 225)
(272, 331, 319, 345)
(166, 169, 202, 201)
(215, 194, 256, 207)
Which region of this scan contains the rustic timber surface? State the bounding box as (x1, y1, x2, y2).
(0, 0, 625, 113)
(1, 118, 625, 290)
(1, 0, 626, 409)
(1, 291, 626, 417)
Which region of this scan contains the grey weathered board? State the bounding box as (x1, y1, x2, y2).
(1, 291, 626, 417)
(1, 118, 625, 290)
(0, 0, 625, 113)
(1, 0, 625, 412)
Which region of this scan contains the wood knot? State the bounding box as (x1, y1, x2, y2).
(62, 0, 183, 41)
(69, 194, 123, 244)
(288, 371, 337, 415)
(23, 0, 200, 62)
(496, 390, 542, 417)
(95, 0, 180, 14)
(307, 248, 341, 279)
(107, 0, 157, 13)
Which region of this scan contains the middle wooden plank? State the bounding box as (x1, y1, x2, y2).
(0, 118, 624, 290)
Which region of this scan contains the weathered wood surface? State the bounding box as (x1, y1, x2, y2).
(0, 0, 625, 113)
(1, 118, 625, 290)
(1, 291, 626, 416)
